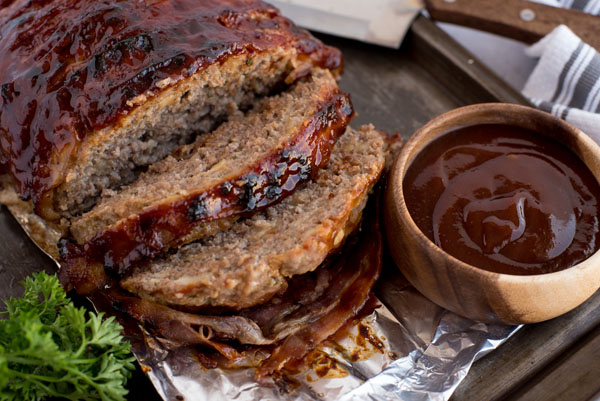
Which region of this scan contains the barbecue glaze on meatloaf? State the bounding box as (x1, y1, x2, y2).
(0, 0, 342, 220)
(120, 125, 386, 310)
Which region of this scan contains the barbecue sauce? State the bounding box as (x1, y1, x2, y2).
(403, 124, 600, 275)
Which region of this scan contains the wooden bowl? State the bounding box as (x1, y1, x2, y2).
(384, 103, 600, 324)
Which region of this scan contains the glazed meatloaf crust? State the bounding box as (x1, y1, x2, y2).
(59, 70, 352, 293)
(120, 125, 386, 310)
(0, 0, 342, 220)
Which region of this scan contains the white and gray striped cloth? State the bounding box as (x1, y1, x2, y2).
(523, 0, 600, 141)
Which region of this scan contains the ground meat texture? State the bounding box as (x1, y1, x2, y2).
(69, 69, 347, 244)
(0, 0, 342, 220)
(120, 125, 386, 310)
(59, 70, 353, 293)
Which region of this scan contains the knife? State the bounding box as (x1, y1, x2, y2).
(270, 0, 599, 51)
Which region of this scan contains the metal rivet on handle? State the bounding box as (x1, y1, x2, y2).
(444, 0, 456, 3)
(520, 8, 536, 22)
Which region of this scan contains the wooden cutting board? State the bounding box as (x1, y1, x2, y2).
(0, 15, 597, 401)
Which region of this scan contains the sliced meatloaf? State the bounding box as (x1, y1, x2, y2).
(69, 69, 347, 244)
(120, 125, 386, 310)
(0, 0, 342, 220)
(59, 70, 353, 292)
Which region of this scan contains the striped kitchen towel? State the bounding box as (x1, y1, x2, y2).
(523, 2, 600, 141)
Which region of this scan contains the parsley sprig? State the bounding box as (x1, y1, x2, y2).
(0, 272, 135, 401)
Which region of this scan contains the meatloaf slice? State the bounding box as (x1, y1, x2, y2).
(0, 0, 342, 220)
(120, 125, 386, 310)
(59, 70, 353, 293)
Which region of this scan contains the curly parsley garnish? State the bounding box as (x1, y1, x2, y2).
(0, 272, 135, 401)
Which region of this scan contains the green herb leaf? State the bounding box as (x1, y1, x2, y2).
(0, 272, 136, 401)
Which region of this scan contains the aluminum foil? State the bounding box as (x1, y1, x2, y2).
(6, 204, 520, 401)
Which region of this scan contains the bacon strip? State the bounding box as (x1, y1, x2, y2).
(95, 289, 272, 345)
(255, 204, 382, 381)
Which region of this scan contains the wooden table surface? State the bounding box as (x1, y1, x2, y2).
(0, 15, 598, 401)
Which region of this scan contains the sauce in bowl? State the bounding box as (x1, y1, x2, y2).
(403, 124, 600, 275)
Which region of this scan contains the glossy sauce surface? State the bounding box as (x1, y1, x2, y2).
(404, 124, 600, 275)
(0, 0, 341, 206)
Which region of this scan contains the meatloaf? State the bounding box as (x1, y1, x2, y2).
(0, 0, 395, 383)
(0, 0, 342, 220)
(59, 70, 352, 293)
(120, 125, 386, 310)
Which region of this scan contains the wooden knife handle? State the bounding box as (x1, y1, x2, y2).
(424, 0, 600, 51)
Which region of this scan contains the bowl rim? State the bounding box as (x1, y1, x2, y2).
(391, 102, 600, 284)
